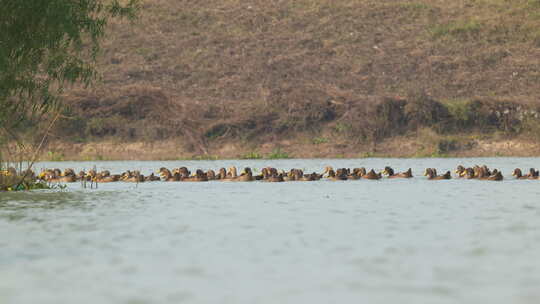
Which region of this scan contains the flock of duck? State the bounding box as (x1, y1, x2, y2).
(15, 165, 538, 184)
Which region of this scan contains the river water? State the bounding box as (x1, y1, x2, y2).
(1, 158, 540, 304)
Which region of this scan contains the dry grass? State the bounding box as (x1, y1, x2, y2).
(43, 0, 540, 156)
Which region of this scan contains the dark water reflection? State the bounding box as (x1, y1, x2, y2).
(1, 158, 540, 304)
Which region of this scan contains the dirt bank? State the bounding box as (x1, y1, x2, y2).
(35, 136, 540, 161)
(13, 0, 540, 158)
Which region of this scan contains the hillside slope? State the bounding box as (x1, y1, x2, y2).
(51, 0, 540, 159)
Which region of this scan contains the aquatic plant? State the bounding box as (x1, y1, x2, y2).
(0, 163, 50, 192)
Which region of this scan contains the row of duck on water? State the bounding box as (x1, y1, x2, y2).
(27, 165, 540, 183)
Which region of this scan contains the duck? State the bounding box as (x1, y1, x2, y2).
(38, 169, 51, 181)
(78, 171, 89, 181)
(323, 166, 347, 181)
(464, 167, 475, 179)
(122, 171, 145, 183)
(39, 169, 62, 182)
(335, 168, 349, 180)
(292, 169, 317, 181)
(261, 167, 284, 182)
(145, 173, 161, 182)
(267, 167, 279, 179)
(236, 167, 255, 182)
(288, 169, 304, 181)
(322, 166, 334, 178)
(266, 172, 285, 182)
(455, 165, 467, 178)
(487, 169, 503, 181)
(40, 168, 76, 183)
(1, 167, 17, 177)
(293, 170, 320, 181)
(473, 166, 487, 179)
(157, 168, 180, 181)
(362, 169, 382, 180)
(348, 168, 362, 180)
(382, 167, 413, 178)
(300, 172, 318, 181)
(528, 168, 539, 179)
(217, 168, 227, 180)
(184, 169, 208, 182)
(172, 167, 190, 179)
(227, 166, 238, 179)
(309, 172, 323, 180)
(355, 167, 367, 177)
(512, 168, 529, 180)
(281, 170, 294, 182)
(206, 170, 217, 180)
(96, 175, 119, 183)
(424, 168, 451, 180)
(98, 170, 122, 182)
(476, 166, 496, 180)
(253, 169, 265, 180)
(59, 170, 78, 183)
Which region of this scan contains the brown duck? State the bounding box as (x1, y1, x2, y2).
(362, 169, 382, 180)
(424, 168, 451, 180)
(382, 167, 413, 178)
(487, 169, 503, 181)
(512, 168, 529, 180)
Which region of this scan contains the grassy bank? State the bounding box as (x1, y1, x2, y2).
(16, 0, 540, 157)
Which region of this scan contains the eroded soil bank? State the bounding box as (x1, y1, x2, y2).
(34, 136, 540, 161)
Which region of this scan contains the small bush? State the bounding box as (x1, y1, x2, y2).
(47, 151, 65, 161)
(191, 154, 219, 160)
(312, 137, 328, 144)
(241, 151, 263, 159)
(204, 124, 229, 140)
(437, 139, 458, 154)
(405, 90, 451, 132)
(334, 122, 351, 134)
(266, 148, 290, 159)
(444, 99, 493, 132)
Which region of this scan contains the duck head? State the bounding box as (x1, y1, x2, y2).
(382, 166, 394, 176)
(228, 166, 238, 178)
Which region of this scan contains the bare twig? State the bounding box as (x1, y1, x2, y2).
(15, 112, 62, 189)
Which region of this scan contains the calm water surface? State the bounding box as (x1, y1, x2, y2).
(1, 158, 540, 304)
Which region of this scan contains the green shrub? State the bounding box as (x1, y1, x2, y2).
(204, 124, 229, 139)
(241, 151, 263, 159)
(437, 139, 458, 154)
(47, 151, 65, 161)
(405, 90, 451, 132)
(312, 137, 328, 144)
(334, 122, 351, 133)
(266, 148, 290, 159)
(519, 115, 540, 140)
(191, 154, 219, 160)
(443, 99, 493, 132)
